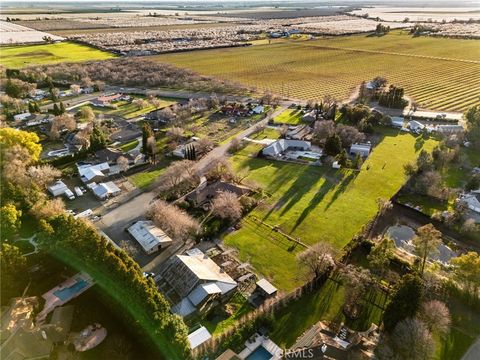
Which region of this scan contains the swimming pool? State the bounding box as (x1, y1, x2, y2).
(53, 278, 89, 301)
(246, 346, 273, 360)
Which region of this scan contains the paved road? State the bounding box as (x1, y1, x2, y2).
(95, 103, 287, 270)
(461, 336, 480, 360)
(193, 105, 286, 175)
(105, 85, 254, 103)
(40, 93, 101, 112)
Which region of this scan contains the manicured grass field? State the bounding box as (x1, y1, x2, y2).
(153, 31, 480, 112)
(0, 41, 115, 68)
(129, 168, 165, 189)
(273, 109, 303, 125)
(250, 127, 280, 140)
(270, 277, 388, 347)
(119, 139, 139, 152)
(224, 129, 437, 290)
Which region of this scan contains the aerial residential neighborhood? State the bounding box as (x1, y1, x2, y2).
(0, 1, 479, 360)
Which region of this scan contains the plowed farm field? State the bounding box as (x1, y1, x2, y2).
(153, 31, 480, 112)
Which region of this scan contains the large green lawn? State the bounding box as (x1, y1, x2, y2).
(224, 129, 437, 290)
(0, 41, 115, 68)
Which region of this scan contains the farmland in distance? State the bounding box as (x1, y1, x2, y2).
(153, 31, 480, 112)
(1, 41, 116, 68)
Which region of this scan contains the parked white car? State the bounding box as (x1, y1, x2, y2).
(74, 187, 84, 196)
(64, 189, 75, 200)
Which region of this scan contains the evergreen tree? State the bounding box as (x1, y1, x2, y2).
(336, 149, 348, 167)
(383, 274, 423, 332)
(28, 102, 35, 113)
(330, 103, 337, 120)
(89, 126, 108, 151)
(324, 134, 343, 156)
(141, 123, 154, 155)
(5, 80, 21, 98)
(59, 101, 66, 114)
(53, 103, 60, 115)
(354, 153, 363, 169)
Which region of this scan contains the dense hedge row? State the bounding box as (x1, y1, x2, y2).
(38, 215, 190, 359)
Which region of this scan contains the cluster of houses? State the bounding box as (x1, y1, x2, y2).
(261, 138, 372, 165)
(390, 115, 465, 135)
(220, 103, 265, 117)
(47, 148, 145, 202)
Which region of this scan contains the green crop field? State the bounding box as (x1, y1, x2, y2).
(224, 129, 437, 291)
(0, 41, 115, 68)
(273, 109, 303, 125)
(153, 31, 480, 112)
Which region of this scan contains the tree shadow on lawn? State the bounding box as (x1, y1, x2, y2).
(290, 178, 335, 233)
(323, 170, 359, 211)
(271, 278, 343, 347)
(236, 158, 302, 197)
(259, 165, 316, 220)
(344, 287, 388, 332)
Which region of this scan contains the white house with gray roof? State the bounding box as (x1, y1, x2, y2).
(262, 139, 311, 157)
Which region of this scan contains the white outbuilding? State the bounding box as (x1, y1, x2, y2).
(92, 181, 121, 200)
(349, 143, 372, 158)
(127, 220, 173, 254)
(48, 180, 69, 197)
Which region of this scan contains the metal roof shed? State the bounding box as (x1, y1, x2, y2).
(188, 326, 212, 349)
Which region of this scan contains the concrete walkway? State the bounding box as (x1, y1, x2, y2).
(243, 137, 276, 145)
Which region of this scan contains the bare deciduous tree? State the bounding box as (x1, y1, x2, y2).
(313, 120, 335, 144)
(211, 191, 243, 221)
(166, 127, 185, 142)
(117, 156, 130, 172)
(119, 240, 139, 257)
(70, 84, 81, 95)
(132, 98, 149, 109)
(228, 137, 242, 153)
(50, 114, 76, 139)
(297, 242, 336, 280)
(27, 164, 62, 189)
(195, 137, 213, 154)
(147, 200, 200, 241)
(31, 198, 65, 220)
(339, 264, 372, 318)
(419, 300, 451, 336)
(391, 318, 435, 360)
(78, 107, 95, 122)
(206, 156, 234, 182)
(156, 160, 196, 196)
(156, 107, 176, 123)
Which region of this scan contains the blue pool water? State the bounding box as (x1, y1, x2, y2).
(53, 278, 89, 301)
(246, 346, 273, 360)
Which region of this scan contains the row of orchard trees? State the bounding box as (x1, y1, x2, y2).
(0, 127, 191, 359)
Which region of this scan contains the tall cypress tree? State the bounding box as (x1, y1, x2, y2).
(142, 123, 154, 155)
